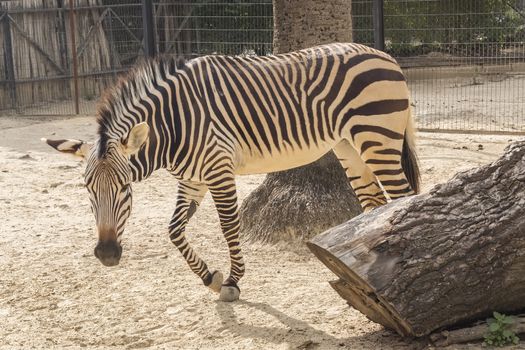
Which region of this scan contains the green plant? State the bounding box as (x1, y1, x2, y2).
(483, 312, 520, 347)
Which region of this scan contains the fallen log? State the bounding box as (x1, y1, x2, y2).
(307, 141, 525, 338)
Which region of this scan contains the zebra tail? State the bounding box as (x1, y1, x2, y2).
(401, 113, 421, 194)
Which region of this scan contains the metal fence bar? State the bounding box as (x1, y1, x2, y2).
(142, 0, 156, 58)
(372, 0, 384, 51)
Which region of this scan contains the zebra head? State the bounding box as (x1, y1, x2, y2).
(42, 122, 149, 267)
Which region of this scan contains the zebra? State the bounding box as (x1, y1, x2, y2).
(43, 43, 420, 302)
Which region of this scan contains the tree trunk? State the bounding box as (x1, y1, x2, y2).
(272, 0, 353, 53)
(239, 0, 361, 243)
(307, 141, 525, 338)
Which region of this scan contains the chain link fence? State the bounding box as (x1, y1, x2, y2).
(354, 0, 525, 133)
(0, 0, 272, 116)
(155, 1, 272, 57)
(0, 0, 147, 115)
(0, 0, 524, 134)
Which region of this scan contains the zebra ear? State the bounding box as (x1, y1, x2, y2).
(123, 122, 149, 155)
(41, 138, 92, 158)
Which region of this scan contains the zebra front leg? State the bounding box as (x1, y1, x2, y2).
(169, 180, 224, 294)
(207, 176, 244, 302)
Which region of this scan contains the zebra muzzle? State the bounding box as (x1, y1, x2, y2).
(94, 240, 122, 267)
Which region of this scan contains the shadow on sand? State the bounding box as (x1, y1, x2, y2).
(215, 299, 426, 349)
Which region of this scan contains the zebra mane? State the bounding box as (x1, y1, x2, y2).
(96, 55, 186, 159)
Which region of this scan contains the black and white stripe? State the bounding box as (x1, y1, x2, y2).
(83, 42, 420, 297)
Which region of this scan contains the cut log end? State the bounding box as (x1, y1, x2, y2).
(307, 241, 413, 337)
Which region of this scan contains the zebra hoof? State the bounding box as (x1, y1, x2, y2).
(208, 271, 223, 294)
(219, 285, 240, 302)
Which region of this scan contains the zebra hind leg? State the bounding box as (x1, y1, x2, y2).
(169, 180, 224, 294)
(359, 138, 416, 200)
(207, 175, 244, 302)
(333, 140, 387, 212)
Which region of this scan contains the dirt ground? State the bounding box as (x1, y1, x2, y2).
(0, 115, 523, 350)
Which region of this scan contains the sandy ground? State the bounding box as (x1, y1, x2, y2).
(0, 115, 523, 350)
(412, 74, 525, 132)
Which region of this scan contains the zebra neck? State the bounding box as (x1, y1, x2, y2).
(126, 114, 176, 182)
(124, 71, 186, 182)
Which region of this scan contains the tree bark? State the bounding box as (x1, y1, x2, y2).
(272, 0, 353, 53)
(239, 0, 361, 243)
(307, 141, 525, 337)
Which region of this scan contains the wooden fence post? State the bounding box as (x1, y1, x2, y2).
(2, 12, 17, 109)
(69, 0, 80, 115)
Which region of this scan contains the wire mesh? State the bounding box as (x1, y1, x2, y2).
(0, 0, 524, 135)
(353, 0, 525, 133)
(352, 0, 374, 46)
(154, 0, 273, 57)
(75, 1, 145, 114)
(0, 0, 145, 115)
(0, 1, 74, 115)
(0, 0, 272, 116)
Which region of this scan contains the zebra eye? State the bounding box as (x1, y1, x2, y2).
(121, 184, 130, 193)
